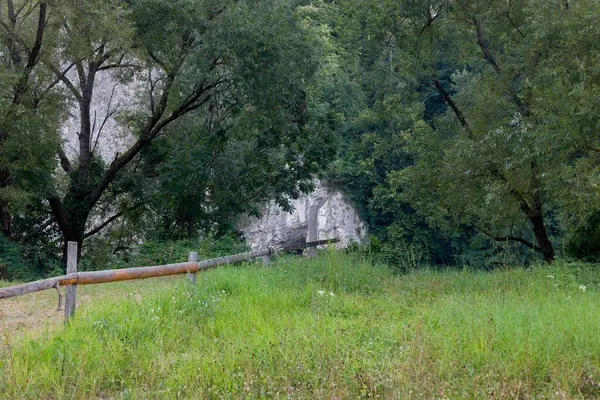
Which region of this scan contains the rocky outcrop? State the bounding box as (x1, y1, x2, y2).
(62, 70, 137, 162)
(239, 180, 367, 251)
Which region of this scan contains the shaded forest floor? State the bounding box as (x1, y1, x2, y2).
(1, 253, 600, 399)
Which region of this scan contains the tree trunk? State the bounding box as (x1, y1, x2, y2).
(49, 196, 86, 264)
(520, 194, 555, 263)
(1, 201, 12, 238)
(529, 212, 554, 263)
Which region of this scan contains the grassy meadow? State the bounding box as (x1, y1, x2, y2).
(1, 251, 600, 399)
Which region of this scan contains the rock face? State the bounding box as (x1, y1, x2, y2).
(240, 180, 367, 251)
(62, 70, 138, 162)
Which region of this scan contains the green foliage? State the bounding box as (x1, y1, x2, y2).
(2, 255, 600, 398)
(0, 235, 61, 281)
(128, 237, 248, 266)
(0, 235, 29, 281)
(565, 211, 600, 262)
(3, 0, 600, 274)
(322, 8, 465, 265)
(0, 0, 344, 273)
(80, 237, 248, 271)
(0, 1, 67, 224)
(131, 0, 340, 238)
(326, 0, 600, 265)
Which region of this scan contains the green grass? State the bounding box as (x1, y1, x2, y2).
(1, 252, 600, 399)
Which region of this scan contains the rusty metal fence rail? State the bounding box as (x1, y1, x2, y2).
(0, 238, 339, 322)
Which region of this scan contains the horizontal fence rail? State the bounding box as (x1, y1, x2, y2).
(0, 238, 340, 304)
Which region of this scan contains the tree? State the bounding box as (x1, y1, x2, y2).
(323, 0, 467, 265)
(389, 0, 600, 263)
(329, 0, 600, 264)
(34, 0, 332, 259)
(0, 0, 65, 239)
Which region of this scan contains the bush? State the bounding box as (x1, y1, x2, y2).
(80, 236, 250, 271)
(565, 211, 600, 261)
(0, 235, 37, 281)
(346, 235, 429, 273)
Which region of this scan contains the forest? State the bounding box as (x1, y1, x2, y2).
(4, 1, 600, 398)
(0, 0, 599, 279)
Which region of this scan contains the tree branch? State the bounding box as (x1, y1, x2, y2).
(89, 74, 224, 207)
(430, 78, 470, 130)
(473, 18, 501, 73)
(420, 3, 446, 34)
(92, 85, 119, 154)
(6, 0, 22, 67)
(38, 61, 76, 100)
(22, 217, 56, 242)
(505, 11, 525, 39)
(476, 225, 545, 254)
(57, 146, 71, 173)
(48, 196, 69, 237)
(87, 68, 179, 206)
(47, 63, 82, 100)
(97, 62, 143, 71)
(25, 1, 46, 71)
(84, 203, 143, 239)
(12, 1, 47, 105)
(492, 235, 544, 253)
(147, 50, 169, 72)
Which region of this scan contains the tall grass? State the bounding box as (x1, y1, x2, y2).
(1, 252, 600, 398)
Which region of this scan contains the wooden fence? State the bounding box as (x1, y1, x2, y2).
(0, 238, 339, 322)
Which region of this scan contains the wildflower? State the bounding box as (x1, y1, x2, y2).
(565, 296, 572, 300)
(579, 285, 587, 292)
(329, 292, 335, 297)
(317, 290, 325, 296)
(547, 275, 555, 279)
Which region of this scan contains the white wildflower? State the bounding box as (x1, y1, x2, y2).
(317, 290, 325, 296)
(547, 275, 555, 279)
(329, 292, 335, 297)
(579, 285, 587, 292)
(565, 296, 571, 300)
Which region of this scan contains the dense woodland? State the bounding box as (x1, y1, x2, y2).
(0, 0, 599, 279)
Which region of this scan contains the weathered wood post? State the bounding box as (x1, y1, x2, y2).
(307, 204, 319, 257)
(188, 252, 198, 285)
(261, 248, 271, 266)
(65, 241, 78, 322)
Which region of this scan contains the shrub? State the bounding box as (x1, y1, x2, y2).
(80, 236, 250, 271)
(0, 235, 37, 281)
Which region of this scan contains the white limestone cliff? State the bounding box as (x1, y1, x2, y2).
(239, 180, 367, 251)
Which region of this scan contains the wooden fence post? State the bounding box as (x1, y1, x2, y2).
(65, 241, 78, 323)
(188, 252, 198, 285)
(307, 204, 319, 257)
(261, 254, 270, 266)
